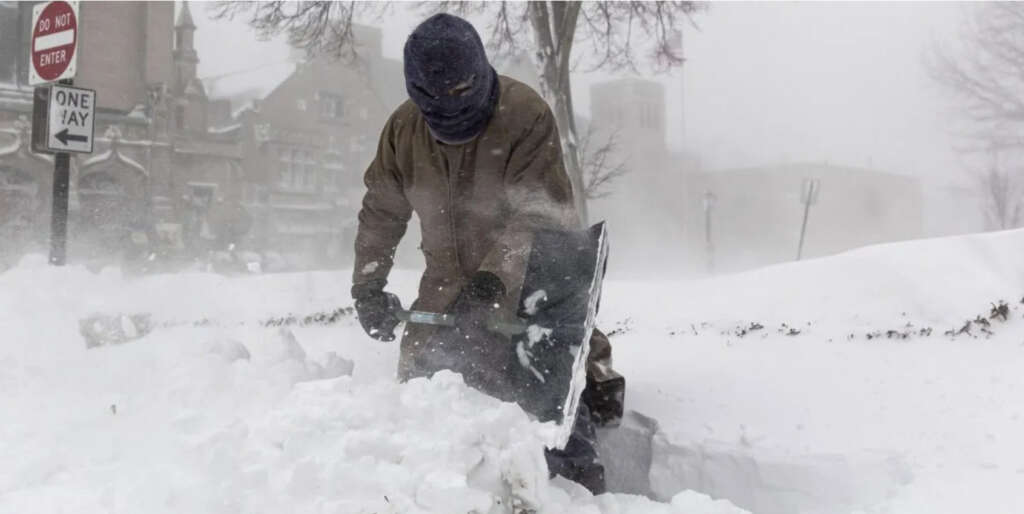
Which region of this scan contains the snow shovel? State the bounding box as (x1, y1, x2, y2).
(400, 222, 609, 449)
(509, 220, 609, 448)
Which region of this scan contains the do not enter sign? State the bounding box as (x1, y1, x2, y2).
(29, 0, 78, 85)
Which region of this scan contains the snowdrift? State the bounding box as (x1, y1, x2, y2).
(599, 229, 1024, 513)
(606, 228, 1024, 327)
(4, 228, 1024, 513)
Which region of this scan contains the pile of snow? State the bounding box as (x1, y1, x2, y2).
(0, 255, 743, 513)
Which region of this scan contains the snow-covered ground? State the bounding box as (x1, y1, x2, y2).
(3, 228, 1024, 513)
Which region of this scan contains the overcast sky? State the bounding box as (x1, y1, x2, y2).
(191, 2, 970, 188)
(677, 2, 965, 182)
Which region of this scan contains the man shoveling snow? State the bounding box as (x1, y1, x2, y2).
(350, 13, 624, 495)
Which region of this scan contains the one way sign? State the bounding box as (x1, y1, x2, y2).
(32, 84, 95, 154)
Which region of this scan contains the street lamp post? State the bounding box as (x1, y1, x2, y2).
(703, 189, 716, 273)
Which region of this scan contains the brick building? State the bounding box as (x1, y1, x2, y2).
(206, 25, 405, 269)
(0, 2, 242, 269)
(1, 2, 418, 271)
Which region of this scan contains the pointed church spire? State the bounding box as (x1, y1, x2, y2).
(176, 1, 195, 30)
(174, 1, 199, 89)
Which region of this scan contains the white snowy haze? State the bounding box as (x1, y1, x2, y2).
(185, 2, 978, 278)
(6, 3, 1024, 514)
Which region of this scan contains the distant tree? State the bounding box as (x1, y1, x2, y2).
(929, 3, 1024, 229)
(976, 146, 1024, 230)
(213, 1, 702, 224)
(578, 125, 628, 200)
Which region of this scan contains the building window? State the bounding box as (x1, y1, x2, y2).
(188, 183, 216, 209)
(253, 123, 270, 142)
(279, 148, 293, 188)
(0, 3, 30, 85)
(319, 91, 344, 120)
(175, 105, 186, 131)
(638, 103, 658, 130)
(323, 151, 344, 192)
(278, 147, 318, 192)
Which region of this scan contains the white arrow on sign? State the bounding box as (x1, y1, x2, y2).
(46, 84, 95, 154)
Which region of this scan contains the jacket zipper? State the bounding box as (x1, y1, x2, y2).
(444, 147, 463, 275)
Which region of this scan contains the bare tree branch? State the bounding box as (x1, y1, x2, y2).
(579, 124, 629, 200)
(210, 1, 390, 61)
(929, 4, 1024, 128)
(577, 1, 703, 73)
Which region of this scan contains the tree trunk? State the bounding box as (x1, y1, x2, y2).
(528, 1, 588, 227)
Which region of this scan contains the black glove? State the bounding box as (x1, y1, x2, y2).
(450, 271, 506, 334)
(352, 280, 402, 342)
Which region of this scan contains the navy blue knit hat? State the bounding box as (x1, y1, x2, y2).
(404, 13, 500, 144)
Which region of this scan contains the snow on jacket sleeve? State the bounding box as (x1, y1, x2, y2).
(352, 113, 413, 290)
(476, 103, 578, 304)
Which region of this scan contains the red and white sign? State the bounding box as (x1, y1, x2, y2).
(29, 1, 79, 85)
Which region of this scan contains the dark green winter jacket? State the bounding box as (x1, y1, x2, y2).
(353, 75, 616, 391)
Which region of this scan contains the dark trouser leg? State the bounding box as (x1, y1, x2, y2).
(544, 402, 607, 495)
(583, 329, 625, 427)
(543, 329, 623, 495)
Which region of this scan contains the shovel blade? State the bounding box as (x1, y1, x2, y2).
(511, 221, 610, 448)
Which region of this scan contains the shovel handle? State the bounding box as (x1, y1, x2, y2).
(395, 309, 529, 337)
(395, 309, 456, 327)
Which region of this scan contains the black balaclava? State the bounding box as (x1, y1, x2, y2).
(403, 13, 500, 145)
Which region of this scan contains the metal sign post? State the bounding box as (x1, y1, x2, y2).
(51, 114, 71, 266)
(796, 178, 820, 261)
(29, 1, 90, 266)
